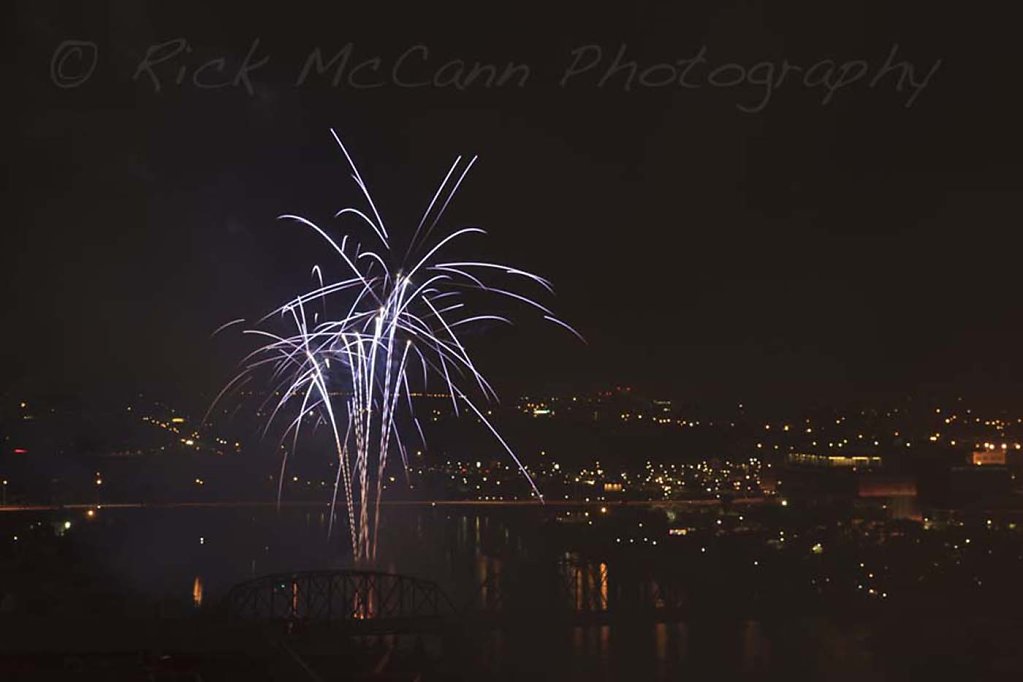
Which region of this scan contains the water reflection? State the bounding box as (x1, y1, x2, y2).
(477, 554, 502, 610)
(654, 622, 667, 666)
(562, 622, 696, 682)
(742, 619, 770, 673)
(4, 506, 847, 680)
(191, 576, 203, 607)
(561, 555, 609, 611)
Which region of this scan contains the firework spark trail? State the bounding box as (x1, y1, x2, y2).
(216, 130, 581, 564)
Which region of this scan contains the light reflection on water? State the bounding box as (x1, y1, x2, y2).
(191, 575, 203, 607)
(28, 505, 783, 679)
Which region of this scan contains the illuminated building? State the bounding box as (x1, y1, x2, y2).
(972, 450, 1007, 466)
(787, 453, 883, 469)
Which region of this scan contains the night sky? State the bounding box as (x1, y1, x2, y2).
(6, 2, 1023, 411)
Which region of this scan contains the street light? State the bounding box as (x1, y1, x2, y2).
(2, 479, 6, 506)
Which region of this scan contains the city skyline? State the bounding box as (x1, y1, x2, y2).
(7, 2, 1023, 679)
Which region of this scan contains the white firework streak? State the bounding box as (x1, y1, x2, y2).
(216, 129, 582, 564)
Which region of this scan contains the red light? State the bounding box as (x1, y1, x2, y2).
(12, 448, 27, 454)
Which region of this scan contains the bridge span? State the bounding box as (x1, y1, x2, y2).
(222, 563, 687, 634)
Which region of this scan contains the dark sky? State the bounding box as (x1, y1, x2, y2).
(6, 1, 1023, 411)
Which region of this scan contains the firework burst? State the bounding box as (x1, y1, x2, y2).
(214, 130, 580, 564)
